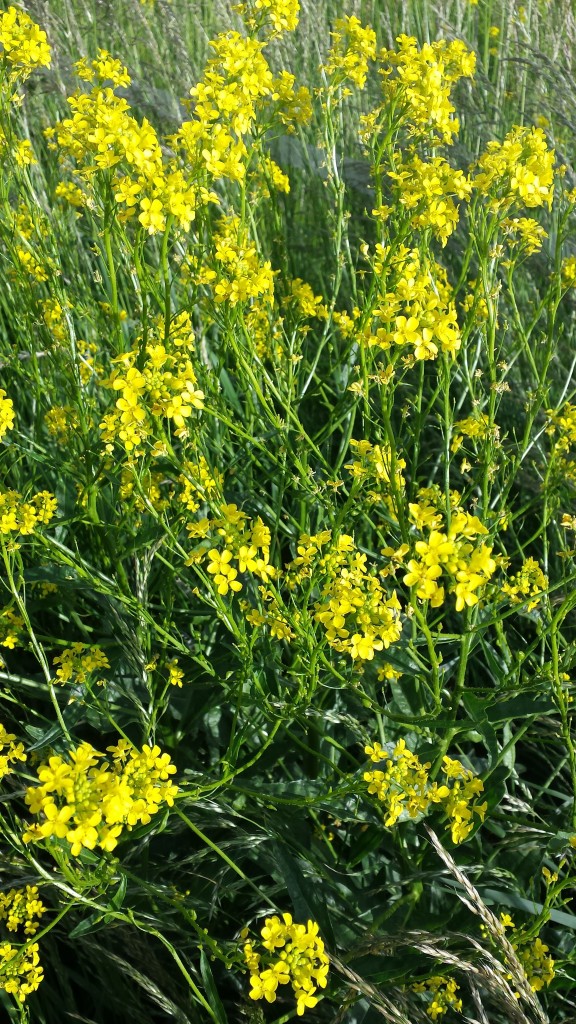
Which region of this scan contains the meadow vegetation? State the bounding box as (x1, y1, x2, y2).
(0, 0, 576, 1021)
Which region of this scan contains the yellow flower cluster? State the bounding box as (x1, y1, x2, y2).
(502, 216, 548, 257)
(451, 411, 499, 453)
(500, 915, 555, 992)
(561, 255, 576, 288)
(0, 884, 46, 1001)
(286, 278, 328, 321)
(244, 601, 295, 641)
(371, 36, 476, 145)
(502, 557, 548, 612)
(0, 6, 51, 82)
(233, 0, 300, 37)
(387, 494, 496, 611)
(378, 663, 402, 684)
(188, 505, 274, 596)
(74, 49, 130, 88)
(0, 606, 24, 650)
(323, 15, 377, 90)
(48, 51, 203, 235)
(441, 754, 488, 843)
(547, 401, 576, 452)
(546, 402, 576, 487)
(0, 942, 43, 1003)
(166, 658, 184, 687)
(517, 937, 556, 992)
(548, 401, 576, 452)
(364, 741, 486, 843)
(272, 70, 313, 131)
(288, 531, 403, 661)
(0, 490, 58, 538)
(178, 456, 222, 513)
(100, 314, 205, 454)
(195, 215, 275, 306)
(346, 439, 406, 499)
(15, 246, 50, 282)
(174, 28, 308, 188)
(364, 739, 438, 824)
(243, 913, 329, 1016)
(53, 642, 110, 685)
(412, 976, 463, 1020)
(0, 723, 26, 780)
(365, 245, 461, 361)
(388, 155, 471, 246)
(45, 405, 80, 443)
(0, 125, 36, 166)
(24, 740, 178, 857)
(474, 126, 555, 210)
(55, 179, 87, 207)
(259, 153, 290, 194)
(42, 298, 70, 344)
(0, 887, 46, 937)
(177, 32, 270, 182)
(118, 465, 170, 517)
(10, 203, 44, 243)
(0, 389, 14, 442)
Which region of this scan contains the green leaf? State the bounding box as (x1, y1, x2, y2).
(68, 912, 105, 939)
(25, 704, 87, 751)
(347, 826, 385, 868)
(109, 874, 127, 911)
(485, 694, 555, 723)
(270, 841, 335, 948)
(199, 949, 228, 1024)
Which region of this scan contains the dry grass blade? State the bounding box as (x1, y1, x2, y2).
(425, 827, 549, 1024)
(469, 979, 492, 1024)
(344, 929, 542, 1024)
(414, 934, 536, 1024)
(329, 952, 418, 1023)
(92, 944, 196, 1024)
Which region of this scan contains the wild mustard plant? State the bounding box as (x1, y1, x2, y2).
(242, 913, 329, 1015)
(0, 0, 575, 1020)
(23, 740, 178, 856)
(412, 976, 463, 1020)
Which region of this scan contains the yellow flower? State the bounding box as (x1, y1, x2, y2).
(53, 642, 110, 685)
(388, 155, 471, 246)
(0, 722, 26, 780)
(412, 976, 462, 1019)
(502, 557, 548, 612)
(167, 658, 184, 687)
(372, 36, 475, 146)
(0, 941, 43, 1002)
(0, 390, 15, 441)
(364, 742, 485, 843)
(323, 15, 377, 91)
(138, 196, 166, 234)
(234, 0, 300, 37)
(0, 489, 57, 538)
(206, 548, 242, 595)
(0, 7, 51, 81)
(0, 886, 46, 937)
(474, 125, 555, 210)
(24, 741, 178, 856)
(243, 915, 328, 1016)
